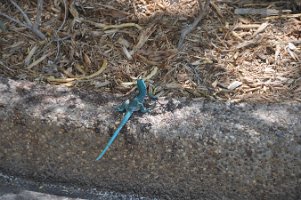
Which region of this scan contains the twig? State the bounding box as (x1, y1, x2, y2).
(33, 0, 43, 30)
(178, 0, 211, 49)
(265, 13, 301, 20)
(0, 12, 27, 28)
(0, 60, 14, 72)
(54, 0, 68, 63)
(57, 0, 68, 33)
(30, 26, 46, 40)
(9, 0, 32, 26)
(0, 20, 6, 31)
(210, 1, 225, 24)
(0, 0, 46, 40)
(83, 19, 142, 30)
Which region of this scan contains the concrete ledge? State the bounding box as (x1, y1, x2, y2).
(0, 76, 301, 200)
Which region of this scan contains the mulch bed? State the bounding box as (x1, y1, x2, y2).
(0, 0, 300, 102)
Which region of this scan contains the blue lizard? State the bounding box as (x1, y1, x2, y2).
(96, 79, 152, 160)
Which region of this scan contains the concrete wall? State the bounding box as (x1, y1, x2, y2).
(0, 76, 300, 200)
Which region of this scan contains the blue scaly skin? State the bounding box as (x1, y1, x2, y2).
(96, 79, 150, 160)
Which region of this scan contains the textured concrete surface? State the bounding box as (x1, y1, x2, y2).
(0, 76, 301, 200)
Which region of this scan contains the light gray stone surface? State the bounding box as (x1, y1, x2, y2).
(0, 76, 301, 200)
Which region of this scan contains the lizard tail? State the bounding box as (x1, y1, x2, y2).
(95, 112, 132, 161)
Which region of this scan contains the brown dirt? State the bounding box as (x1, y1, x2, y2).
(0, 0, 300, 103)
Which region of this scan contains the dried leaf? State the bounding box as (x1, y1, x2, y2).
(212, 80, 218, 88)
(24, 45, 38, 66)
(27, 53, 52, 69)
(132, 23, 157, 55)
(227, 81, 242, 90)
(117, 37, 130, 48)
(235, 35, 263, 49)
(74, 64, 86, 75)
(47, 59, 108, 83)
(93, 80, 111, 88)
(121, 46, 133, 60)
(83, 53, 91, 67)
(251, 22, 269, 38)
(145, 67, 158, 80)
(69, 1, 79, 18)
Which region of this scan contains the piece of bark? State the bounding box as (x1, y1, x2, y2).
(234, 8, 291, 16)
